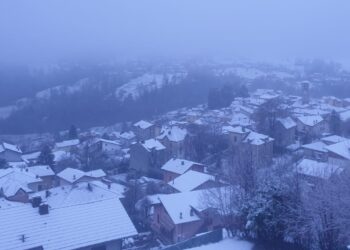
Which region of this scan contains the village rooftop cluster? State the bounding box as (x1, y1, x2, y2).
(1, 83, 350, 249)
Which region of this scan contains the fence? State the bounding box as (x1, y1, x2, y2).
(162, 229, 223, 250)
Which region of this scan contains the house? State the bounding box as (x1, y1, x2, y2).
(0, 142, 22, 162)
(129, 139, 167, 175)
(275, 117, 297, 148)
(161, 158, 204, 182)
(0, 182, 137, 250)
(296, 115, 326, 138)
(168, 170, 220, 193)
(133, 120, 156, 140)
(55, 139, 80, 152)
(148, 188, 234, 244)
(302, 141, 329, 162)
(229, 113, 253, 129)
(242, 131, 274, 168)
(296, 158, 343, 182)
(24, 165, 55, 190)
(0, 168, 46, 202)
(222, 126, 250, 146)
(22, 151, 41, 165)
(90, 138, 121, 155)
(115, 131, 136, 147)
(22, 150, 70, 166)
(57, 167, 106, 186)
(326, 140, 350, 168)
(323, 96, 343, 107)
(157, 126, 188, 158)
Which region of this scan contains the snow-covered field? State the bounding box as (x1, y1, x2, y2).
(188, 238, 253, 250)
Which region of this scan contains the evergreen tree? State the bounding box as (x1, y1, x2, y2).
(68, 125, 78, 139)
(0, 158, 8, 169)
(329, 110, 342, 135)
(37, 145, 55, 167)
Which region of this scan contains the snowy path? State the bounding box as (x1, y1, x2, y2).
(188, 238, 253, 250)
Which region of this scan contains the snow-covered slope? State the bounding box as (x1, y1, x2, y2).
(214, 66, 294, 80)
(115, 73, 186, 100)
(35, 78, 90, 100)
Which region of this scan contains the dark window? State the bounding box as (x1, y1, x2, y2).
(157, 214, 160, 223)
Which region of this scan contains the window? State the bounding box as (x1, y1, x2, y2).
(157, 214, 160, 223)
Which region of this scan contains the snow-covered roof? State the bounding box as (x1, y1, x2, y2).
(169, 170, 215, 192)
(277, 117, 297, 129)
(158, 190, 205, 225)
(297, 115, 324, 127)
(0, 196, 137, 250)
(321, 135, 348, 145)
(22, 151, 40, 162)
(326, 140, 350, 160)
(55, 139, 80, 148)
(340, 110, 350, 122)
(297, 159, 343, 179)
(243, 131, 274, 146)
(96, 138, 120, 146)
(52, 150, 70, 161)
(86, 169, 106, 178)
(158, 126, 187, 142)
(0, 142, 22, 154)
(117, 131, 135, 140)
(161, 158, 203, 175)
(25, 165, 55, 177)
(57, 167, 106, 184)
(141, 138, 166, 151)
(133, 120, 153, 129)
(222, 126, 250, 135)
(31, 181, 126, 207)
(229, 113, 252, 127)
(302, 141, 328, 153)
(0, 168, 42, 197)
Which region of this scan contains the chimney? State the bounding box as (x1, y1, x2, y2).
(39, 204, 49, 215)
(181, 160, 185, 165)
(73, 174, 76, 180)
(179, 212, 183, 219)
(45, 190, 51, 198)
(31, 196, 42, 208)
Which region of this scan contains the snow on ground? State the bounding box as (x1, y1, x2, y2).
(188, 238, 253, 250)
(214, 66, 294, 80)
(115, 73, 186, 100)
(35, 78, 90, 100)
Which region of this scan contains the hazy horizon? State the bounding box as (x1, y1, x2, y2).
(1, 0, 350, 65)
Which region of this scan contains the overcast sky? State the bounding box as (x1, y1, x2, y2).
(0, 0, 350, 65)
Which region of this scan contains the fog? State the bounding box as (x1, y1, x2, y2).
(1, 0, 350, 64)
